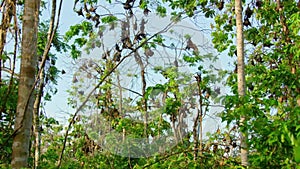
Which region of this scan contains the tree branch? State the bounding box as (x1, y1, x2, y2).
(56, 18, 177, 168)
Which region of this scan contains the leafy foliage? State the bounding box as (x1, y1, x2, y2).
(206, 0, 300, 167)
(1, 0, 300, 168)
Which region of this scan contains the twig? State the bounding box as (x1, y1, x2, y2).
(106, 79, 142, 96)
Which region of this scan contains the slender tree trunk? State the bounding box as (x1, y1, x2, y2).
(196, 75, 203, 156)
(193, 73, 203, 161)
(134, 52, 148, 139)
(0, 0, 15, 84)
(32, 0, 57, 167)
(235, 0, 248, 166)
(11, 0, 40, 168)
(192, 111, 199, 161)
(33, 68, 44, 169)
(141, 64, 148, 139)
(134, 18, 149, 141)
(0, 0, 17, 119)
(117, 73, 126, 143)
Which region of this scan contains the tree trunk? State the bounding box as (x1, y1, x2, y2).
(235, 0, 248, 166)
(11, 0, 40, 168)
(33, 68, 44, 169)
(134, 52, 148, 140)
(33, 0, 57, 167)
(193, 73, 203, 161)
(0, 0, 15, 84)
(197, 76, 203, 157)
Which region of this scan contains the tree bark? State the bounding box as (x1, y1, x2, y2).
(235, 0, 248, 166)
(11, 0, 40, 168)
(33, 68, 44, 169)
(134, 52, 148, 139)
(0, 0, 15, 84)
(193, 73, 203, 161)
(32, 0, 58, 167)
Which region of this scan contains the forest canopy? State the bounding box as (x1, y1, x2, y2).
(0, 0, 299, 168)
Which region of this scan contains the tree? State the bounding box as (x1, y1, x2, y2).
(206, 0, 300, 167)
(0, 0, 72, 167)
(0, 0, 15, 84)
(11, 0, 40, 168)
(1, 0, 298, 168)
(43, 1, 224, 168)
(158, 0, 300, 167)
(235, 0, 248, 166)
(32, 0, 65, 167)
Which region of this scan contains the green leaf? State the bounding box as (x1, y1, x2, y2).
(295, 143, 300, 163)
(156, 6, 167, 17)
(101, 15, 118, 24)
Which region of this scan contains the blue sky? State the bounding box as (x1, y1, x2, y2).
(43, 1, 80, 123)
(42, 1, 232, 137)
